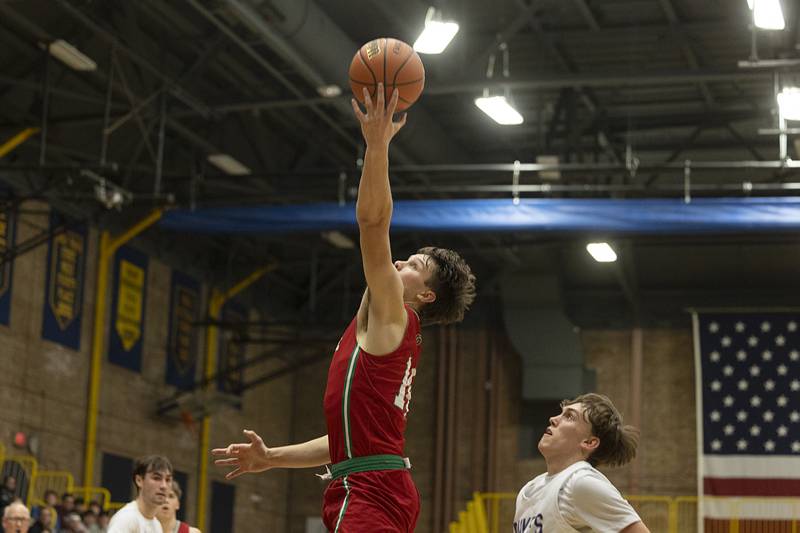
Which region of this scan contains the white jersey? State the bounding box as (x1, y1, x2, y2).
(108, 501, 164, 533)
(514, 461, 641, 533)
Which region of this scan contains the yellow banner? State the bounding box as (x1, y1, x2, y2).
(115, 260, 144, 351)
(49, 232, 84, 330)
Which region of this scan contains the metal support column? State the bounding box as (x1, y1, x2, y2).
(196, 263, 276, 530)
(83, 210, 164, 486)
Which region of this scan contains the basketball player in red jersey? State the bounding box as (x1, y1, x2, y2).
(212, 83, 476, 531)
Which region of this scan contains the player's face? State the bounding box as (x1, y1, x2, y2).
(156, 488, 180, 522)
(538, 402, 595, 458)
(394, 254, 436, 305)
(137, 469, 171, 507)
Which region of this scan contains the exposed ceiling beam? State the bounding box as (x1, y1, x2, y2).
(572, 0, 600, 31)
(425, 69, 771, 95)
(656, 0, 715, 107)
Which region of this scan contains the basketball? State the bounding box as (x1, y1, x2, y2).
(349, 38, 425, 112)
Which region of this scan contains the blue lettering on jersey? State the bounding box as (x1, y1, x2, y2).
(513, 514, 543, 533)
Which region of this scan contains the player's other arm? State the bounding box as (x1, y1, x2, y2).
(351, 85, 408, 339)
(212, 431, 329, 480)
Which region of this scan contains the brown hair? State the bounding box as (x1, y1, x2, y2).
(416, 246, 476, 325)
(170, 480, 182, 500)
(562, 393, 639, 468)
(131, 455, 173, 492)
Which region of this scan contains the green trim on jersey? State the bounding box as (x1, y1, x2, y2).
(333, 475, 351, 532)
(342, 344, 361, 459)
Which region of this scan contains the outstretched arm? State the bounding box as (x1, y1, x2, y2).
(212, 430, 329, 480)
(351, 84, 409, 353)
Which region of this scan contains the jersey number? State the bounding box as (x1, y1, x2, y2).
(393, 356, 416, 417)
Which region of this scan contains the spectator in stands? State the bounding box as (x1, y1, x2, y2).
(57, 494, 74, 522)
(96, 511, 109, 533)
(30, 491, 58, 522)
(0, 477, 17, 517)
(2, 500, 30, 533)
(87, 502, 101, 517)
(62, 513, 86, 533)
(82, 511, 100, 533)
(73, 499, 86, 516)
(28, 506, 52, 533)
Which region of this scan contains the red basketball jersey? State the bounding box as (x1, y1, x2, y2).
(324, 305, 422, 463)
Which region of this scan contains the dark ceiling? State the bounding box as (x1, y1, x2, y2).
(0, 0, 799, 329)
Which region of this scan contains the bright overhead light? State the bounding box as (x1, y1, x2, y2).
(413, 7, 459, 54)
(586, 242, 617, 263)
(321, 231, 355, 249)
(207, 154, 251, 176)
(474, 95, 524, 125)
(778, 88, 800, 121)
(747, 0, 785, 30)
(316, 84, 342, 98)
(44, 39, 97, 71)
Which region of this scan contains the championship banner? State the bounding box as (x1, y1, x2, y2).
(42, 215, 87, 350)
(693, 311, 800, 532)
(108, 246, 148, 371)
(217, 302, 245, 399)
(165, 270, 200, 390)
(0, 208, 16, 326)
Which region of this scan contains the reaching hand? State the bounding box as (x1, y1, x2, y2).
(351, 82, 407, 147)
(211, 429, 273, 480)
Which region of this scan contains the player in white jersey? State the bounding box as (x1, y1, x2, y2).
(514, 393, 650, 533)
(108, 455, 172, 533)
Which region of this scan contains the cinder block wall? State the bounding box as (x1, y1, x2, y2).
(0, 205, 295, 533)
(0, 205, 699, 533)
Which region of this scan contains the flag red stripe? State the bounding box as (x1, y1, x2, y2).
(704, 477, 800, 497)
(706, 519, 800, 533)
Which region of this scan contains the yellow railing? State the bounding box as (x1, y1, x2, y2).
(29, 470, 74, 507)
(73, 486, 113, 510)
(2, 452, 118, 513)
(3, 455, 39, 505)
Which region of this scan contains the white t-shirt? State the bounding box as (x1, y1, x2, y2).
(514, 461, 641, 533)
(107, 501, 163, 533)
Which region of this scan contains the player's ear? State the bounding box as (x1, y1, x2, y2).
(582, 436, 600, 453)
(417, 289, 436, 304)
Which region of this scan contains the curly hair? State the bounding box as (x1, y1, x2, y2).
(562, 393, 639, 468)
(416, 246, 476, 326)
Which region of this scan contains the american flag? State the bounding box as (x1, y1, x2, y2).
(694, 312, 800, 532)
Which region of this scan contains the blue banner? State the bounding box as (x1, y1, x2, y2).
(42, 215, 87, 350)
(217, 302, 245, 399)
(0, 208, 16, 326)
(108, 246, 148, 371)
(166, 270, 201, 390)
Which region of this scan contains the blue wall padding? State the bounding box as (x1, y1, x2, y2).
(159, 197, 800, 234)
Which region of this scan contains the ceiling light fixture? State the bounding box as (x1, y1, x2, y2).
(321, 231, 355, 249)
(44, 39, 97, 71)
(747, 0, 785, 30)
(474, 95, 524, 125)
(316, 84, 342, 98)
(777, 88, 800, 121)
(586, 242, 618, 263)
(207, 154, 251, 176)
(413, 7, 459, 54)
